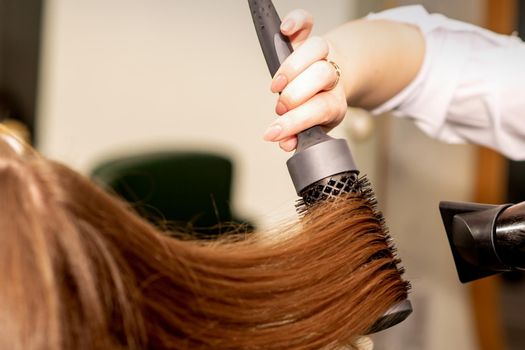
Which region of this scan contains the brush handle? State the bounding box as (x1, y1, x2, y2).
(248, 0, 329, 150)
(248, 0, 292, 76)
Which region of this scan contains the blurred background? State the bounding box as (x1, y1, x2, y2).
(1, 0, 524, 349)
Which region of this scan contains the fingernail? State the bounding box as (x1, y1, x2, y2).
(263, 124, 282, 141)
(280, 19, 295, 33)
(275, 101, 287, 115)
(271, 74, 288, 93)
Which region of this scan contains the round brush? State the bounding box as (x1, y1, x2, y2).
(248, 0, 412, 333)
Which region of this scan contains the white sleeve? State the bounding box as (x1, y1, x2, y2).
(366, 5, 525, 160)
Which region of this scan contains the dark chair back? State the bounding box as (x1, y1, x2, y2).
(91, 151, 252, 237)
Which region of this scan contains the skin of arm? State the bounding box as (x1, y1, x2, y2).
(325, 19, 425, 109)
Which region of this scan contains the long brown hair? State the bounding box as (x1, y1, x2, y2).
(0, 135, 408, 349)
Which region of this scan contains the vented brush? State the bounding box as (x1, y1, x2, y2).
(248, 0, 412, 333)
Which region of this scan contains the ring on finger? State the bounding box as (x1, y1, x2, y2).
(325, 60, 341, 91)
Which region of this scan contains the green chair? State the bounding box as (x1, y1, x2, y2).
(91, 151, 253, 238)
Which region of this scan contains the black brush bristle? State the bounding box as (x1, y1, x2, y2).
(296, 172, 403, 264)
(296, 171, 412, 332)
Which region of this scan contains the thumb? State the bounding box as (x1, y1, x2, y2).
(280, 9, 314, 48)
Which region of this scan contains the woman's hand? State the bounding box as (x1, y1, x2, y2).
(263, 9, 348, 152)
(262, 9, 426, 152)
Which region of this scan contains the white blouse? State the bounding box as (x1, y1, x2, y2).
(367, 5, 525, 160)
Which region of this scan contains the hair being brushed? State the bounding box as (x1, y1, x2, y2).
(0, 139, 407, 350)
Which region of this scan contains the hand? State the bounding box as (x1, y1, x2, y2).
(263, 9, 348, 152)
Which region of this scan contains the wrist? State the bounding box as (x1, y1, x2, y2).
(324, 19, 425, 110)
(324, 22, 373, 108)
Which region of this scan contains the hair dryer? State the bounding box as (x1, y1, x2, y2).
(440, 201, 525, 283)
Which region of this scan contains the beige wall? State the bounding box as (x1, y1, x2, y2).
(37, 0, 356, 228)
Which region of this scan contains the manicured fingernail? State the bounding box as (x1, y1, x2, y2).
(263, 124, 282, 141)
(280, 19, 295, 33)
(271, 74, 287, 92)
(275, 101, 288, 115)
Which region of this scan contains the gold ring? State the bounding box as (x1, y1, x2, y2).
(326, 60, 341, 90)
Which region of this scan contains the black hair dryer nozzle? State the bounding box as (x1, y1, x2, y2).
(439, 200, 525, 283)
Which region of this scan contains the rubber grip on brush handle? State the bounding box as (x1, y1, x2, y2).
(248, 0, 292, 76)
(248, 0, 326, 149)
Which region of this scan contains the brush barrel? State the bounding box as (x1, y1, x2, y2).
(287, 137, 358, 196)
(367, 300, 413, 334)
(296, 172, 358, 207)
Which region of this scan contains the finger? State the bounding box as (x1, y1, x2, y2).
(280, 9, 314, 46)
(277, 59, 339, 112)
(263, 91, 347, 142)
(279, 136, 298, 152)
(270, 36, 329, 93)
